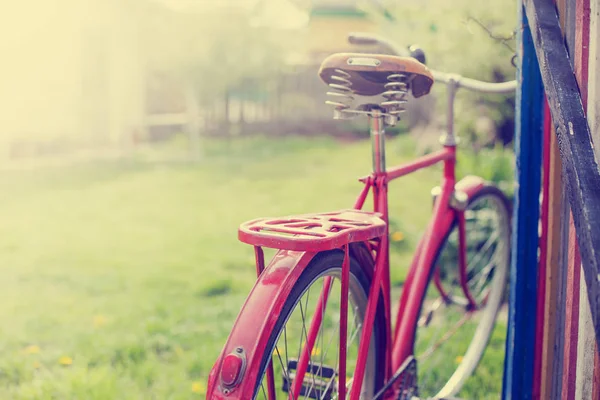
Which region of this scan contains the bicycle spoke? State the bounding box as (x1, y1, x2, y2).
(284, 328, 290, 394)
(261, 380, 268, 399)
(249, 254, 381, 399)
(467, 225, 507, 299)
(308, 279, 326, 398)
(318, 284, 343, 399)
(321, 378, 336, 400)
(330, 325, 341, 399)
(471, 262, 496, 296)
(300, 287, 318, 400)
(319, 312, 342, 371)
(305, 300, 323, 399)
(418, 312, 473, 361)
(417, 300, 448, 362)
(422, 344, 446, 389)
(466, 231, 499, 272)
(316, 325, 341, 400)
(347, 304, 362, 346)
(290, 296, 310, 400)
(418, 297, 444, 327)
(275, 345, 293, 398)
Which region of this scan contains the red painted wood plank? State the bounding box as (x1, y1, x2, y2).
(574, 0, 591, 104)
(534, 98, 551, 400)
(540, 128, 563, 400)
(548, 1, 569, 397)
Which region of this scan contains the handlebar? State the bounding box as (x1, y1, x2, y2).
(348, 32, 516, 94)
(432, 71, 517, 93)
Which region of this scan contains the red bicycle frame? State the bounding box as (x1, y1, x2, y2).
(344, 109, 482, 398)
(207, 108, 486, 400)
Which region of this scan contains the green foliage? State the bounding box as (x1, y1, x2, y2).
(371, 0, 517, 80)
(362, 0, 517, 147)
(457, 144, 515, 199)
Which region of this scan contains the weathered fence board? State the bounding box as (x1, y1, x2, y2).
(524, 0, 600, 350)
(575, 0, 600, 398)
(507, 0, 600, 398)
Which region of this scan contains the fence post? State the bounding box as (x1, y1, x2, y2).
(502, 4, 544, 399)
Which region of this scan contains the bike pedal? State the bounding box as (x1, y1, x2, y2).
(282, 359, 336, 400)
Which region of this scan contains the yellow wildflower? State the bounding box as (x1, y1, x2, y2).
(311, 347, 321, 356)
(191, 381, 206, 394)
(59, 356, 73, 366)
(23, 345, 40, 354)
(455, 355, 463, 364)
(33, 361, 41, 369)
(93, 315, 108, 328)
(391, 232, 405, 242)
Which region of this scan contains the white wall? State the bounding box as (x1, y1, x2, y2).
(0, 0, 145, 153)
(0, 1, 85, 140)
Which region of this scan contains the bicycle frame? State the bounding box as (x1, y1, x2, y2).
(206, 122, 487, 400)
(348, 115, 480, 398)
(285, 107, 485, 399)
(207, 62, 515, 399)
(355, 143, 458, 374)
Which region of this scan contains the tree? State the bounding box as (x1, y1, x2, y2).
(131, 0, 290, 105)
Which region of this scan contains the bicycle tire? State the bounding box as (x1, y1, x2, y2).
(415, 184, 511, 398)
(252, 249, 387, 399)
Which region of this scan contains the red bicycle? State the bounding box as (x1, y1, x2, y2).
(207, 34, 515, 400)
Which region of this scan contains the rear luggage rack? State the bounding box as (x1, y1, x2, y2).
(239, 209, 385, 252)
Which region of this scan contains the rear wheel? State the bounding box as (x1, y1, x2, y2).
(415, 186, 511, 398)
(253, 250, 386, 399)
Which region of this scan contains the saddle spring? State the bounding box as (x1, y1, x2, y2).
(325, 69, 354, 119)
(381, 73, 409, 124)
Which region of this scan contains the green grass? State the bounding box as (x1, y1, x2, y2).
(0, 135, 505, 398)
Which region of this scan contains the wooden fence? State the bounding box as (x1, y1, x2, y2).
(503, 0, 600, 399)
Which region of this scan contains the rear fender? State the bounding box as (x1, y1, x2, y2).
(207, 249, 315, 399)
(206, 244, 376, 399)
(455, 175, 486, 199)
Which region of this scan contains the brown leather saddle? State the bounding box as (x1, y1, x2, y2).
(318, 53, 434, 98)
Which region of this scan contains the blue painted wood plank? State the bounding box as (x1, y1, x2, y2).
(501, 5, 544, 400)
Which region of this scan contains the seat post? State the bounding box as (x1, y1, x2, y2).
(369, 108, 386, 174)
(440, 76, 460, 146)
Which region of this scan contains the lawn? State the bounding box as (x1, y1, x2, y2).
(0, 135, 506, 399)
